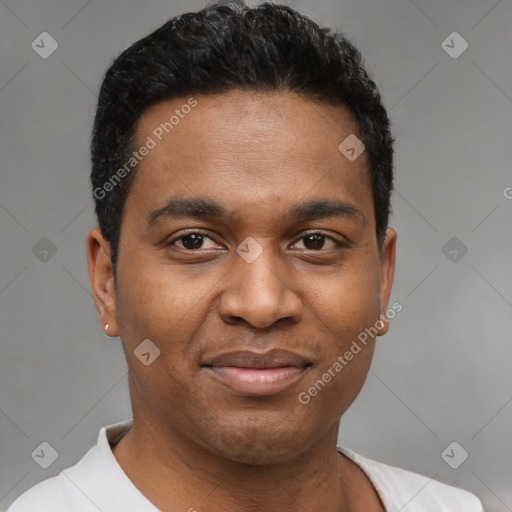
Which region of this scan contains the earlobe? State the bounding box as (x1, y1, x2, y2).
(377, 228, 397, 336)
(86, 227, 120, 337)
(376, 311, 389, 336)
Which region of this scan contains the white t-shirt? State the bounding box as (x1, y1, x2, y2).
(7, 419, 483, 512)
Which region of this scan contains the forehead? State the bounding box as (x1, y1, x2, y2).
(134, 89, 361, 162)
(126, 90, 373, 226)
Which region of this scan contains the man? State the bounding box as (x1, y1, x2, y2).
(8, 1, 483, 510)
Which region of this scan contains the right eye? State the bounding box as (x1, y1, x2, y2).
(168, 231, 223, 251)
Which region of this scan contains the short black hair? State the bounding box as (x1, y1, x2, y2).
(91, 0, 394, 277)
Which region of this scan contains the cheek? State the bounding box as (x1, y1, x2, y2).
(115, 248, 218, 343)
(300, 258, 381, 397)
(297, 271, 380, 417)
(305, 258, 381, 336)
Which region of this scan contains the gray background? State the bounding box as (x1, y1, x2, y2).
(1, 0, 511, 510)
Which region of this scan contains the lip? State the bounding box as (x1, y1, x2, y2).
(202, 349, 311, 396)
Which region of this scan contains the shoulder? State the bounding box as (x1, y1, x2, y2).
(7, 445, 101, 512)
(7, 474, 75, 512)
(7, 420, 137, 512)
(338, 446, 483, 511)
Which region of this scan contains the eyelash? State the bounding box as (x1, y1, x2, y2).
(167, 230, 346, 250)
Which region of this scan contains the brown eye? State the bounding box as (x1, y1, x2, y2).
(180, 233, 206, 250)
(292, 232, 341, 251)
(303, 234, 326, 250)
(169, 231, 219, 250)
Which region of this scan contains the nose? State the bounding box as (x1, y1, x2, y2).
(218, 247, 303, 330)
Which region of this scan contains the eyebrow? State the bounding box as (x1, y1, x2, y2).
(147, 196, 365, 226)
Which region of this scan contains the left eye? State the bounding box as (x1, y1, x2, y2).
(292, 233, 341, 251)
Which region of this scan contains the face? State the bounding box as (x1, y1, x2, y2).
(87, 89, 396, 465)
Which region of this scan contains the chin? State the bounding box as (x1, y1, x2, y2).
(200, 418, 316, 466)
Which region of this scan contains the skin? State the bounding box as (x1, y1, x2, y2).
(87, 89, 396, 512)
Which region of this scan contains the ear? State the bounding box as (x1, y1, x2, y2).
(86, 227, 119, 337)
(376, 228, 397, 336)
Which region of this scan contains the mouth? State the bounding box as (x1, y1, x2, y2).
(201, 349, 312, 396)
